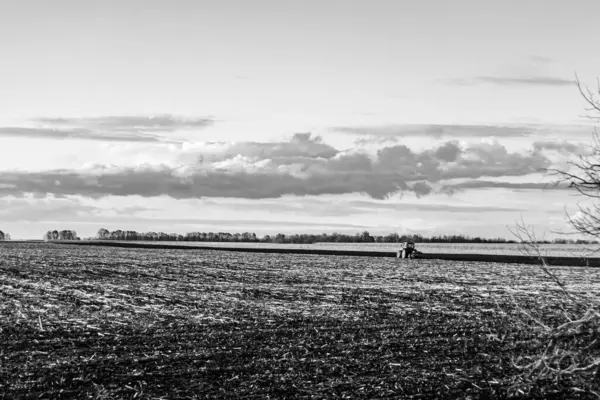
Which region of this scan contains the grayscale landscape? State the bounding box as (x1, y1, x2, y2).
(1, 1, 599, 399)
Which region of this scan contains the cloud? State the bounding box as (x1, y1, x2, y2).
(221, 133, 338, 161)
(0, 114, 214, 143)
(352, 136, 399, 146)
(344, 200, 525, 213)
(532, 140, 583, 154)
(36, 114, 214, 132)
(0, 127, 169, 143)
(335, 124, 536, 139)
(441, 180, 568, 194)
(410, 181, 434, 197)
(434, 141, 462, 162)
(444, 76, 574, 87)
(0, 135, 556, 200)
(0, 168, 405, 200)
(439, 141, 549, 181)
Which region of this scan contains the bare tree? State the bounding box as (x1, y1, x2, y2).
(547, 76, 600, 239)
(501, 77, 600, 396)
(508, 220, 600, 397)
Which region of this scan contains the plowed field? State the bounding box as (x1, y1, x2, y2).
(1, 243, 599, 399)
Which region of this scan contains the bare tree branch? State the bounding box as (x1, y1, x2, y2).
(545, 77, 600, 240)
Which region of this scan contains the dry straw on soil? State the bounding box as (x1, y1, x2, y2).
(1, 242, 600, 398)
(502, 222, 600, 397)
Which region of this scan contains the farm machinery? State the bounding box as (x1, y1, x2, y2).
(397, 242, 423, 259)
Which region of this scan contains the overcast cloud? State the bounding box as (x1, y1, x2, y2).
(0, 133, 575, 200)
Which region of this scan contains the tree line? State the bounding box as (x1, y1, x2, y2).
(7, 227, 593, 244)
(43, 230, 80, 241)
(86, 228, 598, 244)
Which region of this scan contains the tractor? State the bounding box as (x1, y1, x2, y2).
(397, 242, 423, 259)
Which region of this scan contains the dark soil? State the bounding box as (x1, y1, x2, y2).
(1, 242, 599, 399)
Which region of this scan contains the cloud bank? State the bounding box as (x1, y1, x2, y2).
(0, 133, 573, 200)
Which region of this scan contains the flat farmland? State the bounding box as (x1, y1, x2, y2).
(1, 242, 599, 399)
(107, 241, 600, 258)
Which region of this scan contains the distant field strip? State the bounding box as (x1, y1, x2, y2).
(62, 240, 600, 256)
(50, 240, 600, 267)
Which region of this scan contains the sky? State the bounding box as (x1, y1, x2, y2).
(1, 0, 600, 239)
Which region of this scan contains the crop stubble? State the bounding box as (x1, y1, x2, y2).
(1, 242, 599, 399)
